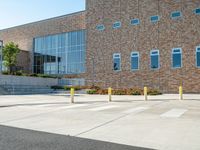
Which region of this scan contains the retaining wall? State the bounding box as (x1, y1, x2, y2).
(0, 75, 58, 86)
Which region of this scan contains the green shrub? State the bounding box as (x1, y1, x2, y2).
(89, 85, 101, 90)
(63, 86, 71, 91)
(15, 70, 23, 76)
(74, 86, 82, 91)
(1, 72, 60, 79)
(147, 89, 162, 95)
(96, 89, 108, 95)
(130, 90, 142, 95)
(2, 71, 9, 75)
(87, 89, 97, 94)
(37, 74, 57, 78)
(113, 89, 127, 95)
(51, 85, 64, 90)
(63, 86, 82, 91)
(29, 73, 38, 77)
(86, 87, 162, 96)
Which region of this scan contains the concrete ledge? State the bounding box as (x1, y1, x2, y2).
(0, 75, 58, 86)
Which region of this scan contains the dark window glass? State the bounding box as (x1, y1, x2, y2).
(197, 52, 200, 67)
(150, 15, 159, 23)
(131, 53, 139, 70)
(131, 19, 140, 25)
(113, 54, 121, 71)
(151, 51, 159, 69)
(197, 47, 200, 67)
(172, 49, 182, 68)
(151, 56, 159, 69)
(33, 30, 86, 75)
(113, 22, 121, 29)
(96, 24, 105, 31)
(195, 8, 200, 14)
(171, 11, 182, 19)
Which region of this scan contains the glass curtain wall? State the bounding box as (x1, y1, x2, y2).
(0, 41, 3, 72)
(34, 30, 86, 75)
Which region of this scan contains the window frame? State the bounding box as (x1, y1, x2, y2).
(130, 18, 140, 26)
(172, 48, 182, 69)
(112, 21, 121, 29)
(96, 24, 105, 31)
(196, 46, 200, 68)
(130, 51, 139, 71)
(194, 8, 200, 15)
(150, 15, 160, 23)
(150, 49, 160, 70)
(113, 53, 121, 71)
(33, 30, 86, 75)
(171, 11, 182, 19)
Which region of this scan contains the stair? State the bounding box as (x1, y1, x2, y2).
(0, 85, 54, 95)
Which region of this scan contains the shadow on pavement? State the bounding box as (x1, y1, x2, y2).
(0, 125, 156, 150)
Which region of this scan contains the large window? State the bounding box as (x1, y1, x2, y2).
(113, 53, 121, 71)
(34, 30, 86, 75)
(150, 50, 160, 69)
(131, 52, 139, 70)
(0, 41, 5, 72)
(196, 46, 200, 67)
(172, 48, 182, 68)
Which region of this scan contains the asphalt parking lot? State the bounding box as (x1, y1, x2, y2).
(0, 94, 200, 150)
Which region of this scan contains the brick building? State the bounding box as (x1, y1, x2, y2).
(0, 0, 200, 93)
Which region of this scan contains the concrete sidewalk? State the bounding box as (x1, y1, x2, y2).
(0, 94, 200, 150)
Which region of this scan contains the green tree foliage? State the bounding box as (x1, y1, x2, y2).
(2, 42, 20, 74)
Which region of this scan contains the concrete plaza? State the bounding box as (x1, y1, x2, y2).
(0, 94, 200, 150)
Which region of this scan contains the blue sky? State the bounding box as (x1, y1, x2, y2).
(0, 0, 85, 29)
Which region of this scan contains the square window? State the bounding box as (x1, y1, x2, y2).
(96, 24, 105, 31)
(130, 19, 140, 25)
(197, 47, 200, 52)
(113, 21, 121, 29)
(194, 8, 200, 14)
(150, 15, 160, 23)
(171, 11, 182, 19)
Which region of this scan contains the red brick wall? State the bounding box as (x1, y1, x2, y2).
(86, 0, 200, 93)
(16, 50, 30, 73)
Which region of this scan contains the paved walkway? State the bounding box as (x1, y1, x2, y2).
(0, 94, 200, 150)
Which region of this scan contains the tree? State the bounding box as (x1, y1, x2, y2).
(2, 42, 20, 74)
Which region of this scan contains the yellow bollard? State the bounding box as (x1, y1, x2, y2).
(108, 87, 112, 102)
(70, 88, 75, 103)
(179, 86, 183, 100)
(144, 87, 148, 101)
